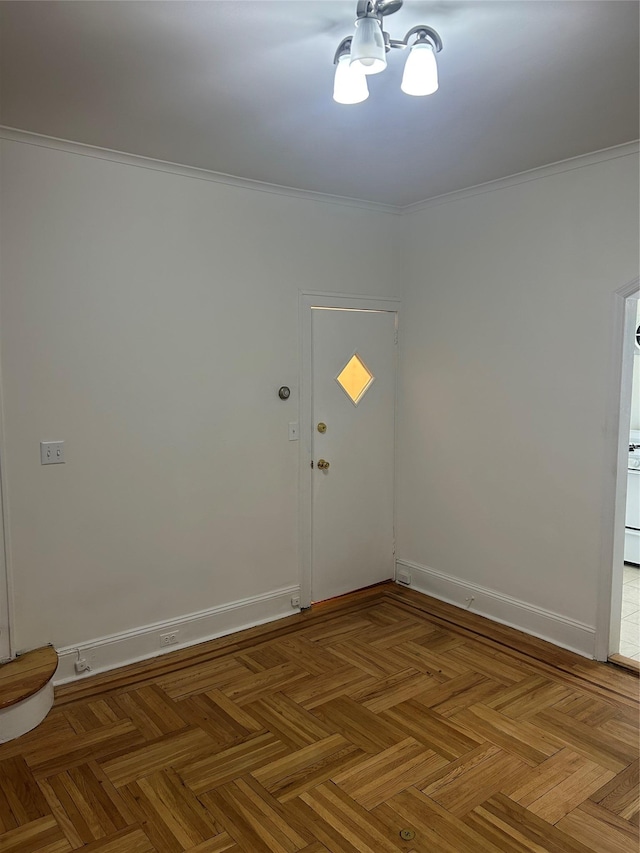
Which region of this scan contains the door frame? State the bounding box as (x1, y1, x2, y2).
(0, 467, 11, 661)
(298, 292, 401, 609)
(0, 399, 12, 661)
(594, 278, 639, 661)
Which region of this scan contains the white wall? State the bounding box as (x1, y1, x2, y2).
(1, 134, 637, 668)
(397, 152, 640, 652)
(0, 138, 400, 655)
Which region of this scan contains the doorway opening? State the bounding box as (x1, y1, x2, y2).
(617, 298, 640, 664)
(605, 284, 639, 669)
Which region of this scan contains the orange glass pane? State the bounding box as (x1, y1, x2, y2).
(336, 353, 374, 405)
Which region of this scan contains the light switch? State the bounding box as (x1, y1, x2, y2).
(288, 422, 299, 441)
(40, 441, 65, 465)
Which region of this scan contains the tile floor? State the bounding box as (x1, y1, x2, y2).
(620, 562, 640, 660)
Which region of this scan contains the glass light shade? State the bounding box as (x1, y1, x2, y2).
(333, 54, 369, 104)
(401, 41, 438, 96)
(349, 16, 387, 75)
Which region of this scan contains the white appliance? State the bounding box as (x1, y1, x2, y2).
(625, 429, 640, 565)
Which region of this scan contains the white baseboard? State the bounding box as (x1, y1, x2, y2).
(55, 585, 300, 685)
(395, 559, 595, 659)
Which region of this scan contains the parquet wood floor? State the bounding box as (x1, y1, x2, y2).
(1, 583, 638, 852)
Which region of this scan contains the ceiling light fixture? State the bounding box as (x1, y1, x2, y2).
(333, 0, 442, 104)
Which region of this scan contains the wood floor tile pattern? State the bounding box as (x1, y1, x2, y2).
(1, 584, 638, 852)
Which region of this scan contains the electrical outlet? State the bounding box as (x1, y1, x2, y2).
(160, 631, 179, 647)
(291, 595, 300, 608)
(74, 658, 91, 674)
(397, 569, 411, 586)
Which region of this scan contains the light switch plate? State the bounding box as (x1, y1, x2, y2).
(288, 422, 299, 441)
(40, 441, 65, 465)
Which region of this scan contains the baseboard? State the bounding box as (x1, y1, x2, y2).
(395, 559, 595, 658)
(55, 585, 300, 684)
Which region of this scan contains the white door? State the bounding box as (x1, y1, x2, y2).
(311, 307, 396, 602)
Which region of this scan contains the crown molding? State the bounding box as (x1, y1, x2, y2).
(0, 126, 400, 216)
(1, 126, 637, 215)
(401, 140, 640, 215)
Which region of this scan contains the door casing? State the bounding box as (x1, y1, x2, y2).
(0, 404, 12, 661)
(299, 292, 400, 609)
(595, 278, 639, 660)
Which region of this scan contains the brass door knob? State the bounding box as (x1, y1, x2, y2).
(317, 459, 330, 470)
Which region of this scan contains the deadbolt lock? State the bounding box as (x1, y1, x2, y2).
(317, 459, 330, 470)
(317, 422, 327, 433)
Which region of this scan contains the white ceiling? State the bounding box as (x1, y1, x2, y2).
(1, 1, 638, 206)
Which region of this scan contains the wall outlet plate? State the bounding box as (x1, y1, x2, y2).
(397, 569, 411, 586)
(159, 631, 179, 647)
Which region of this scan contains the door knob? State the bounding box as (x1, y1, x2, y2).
(317, 459, 330, 470)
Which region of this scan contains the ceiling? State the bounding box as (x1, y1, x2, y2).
(1, 1, 638, 206)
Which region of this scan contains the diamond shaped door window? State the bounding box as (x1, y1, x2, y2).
(336, 353, 374, 405)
